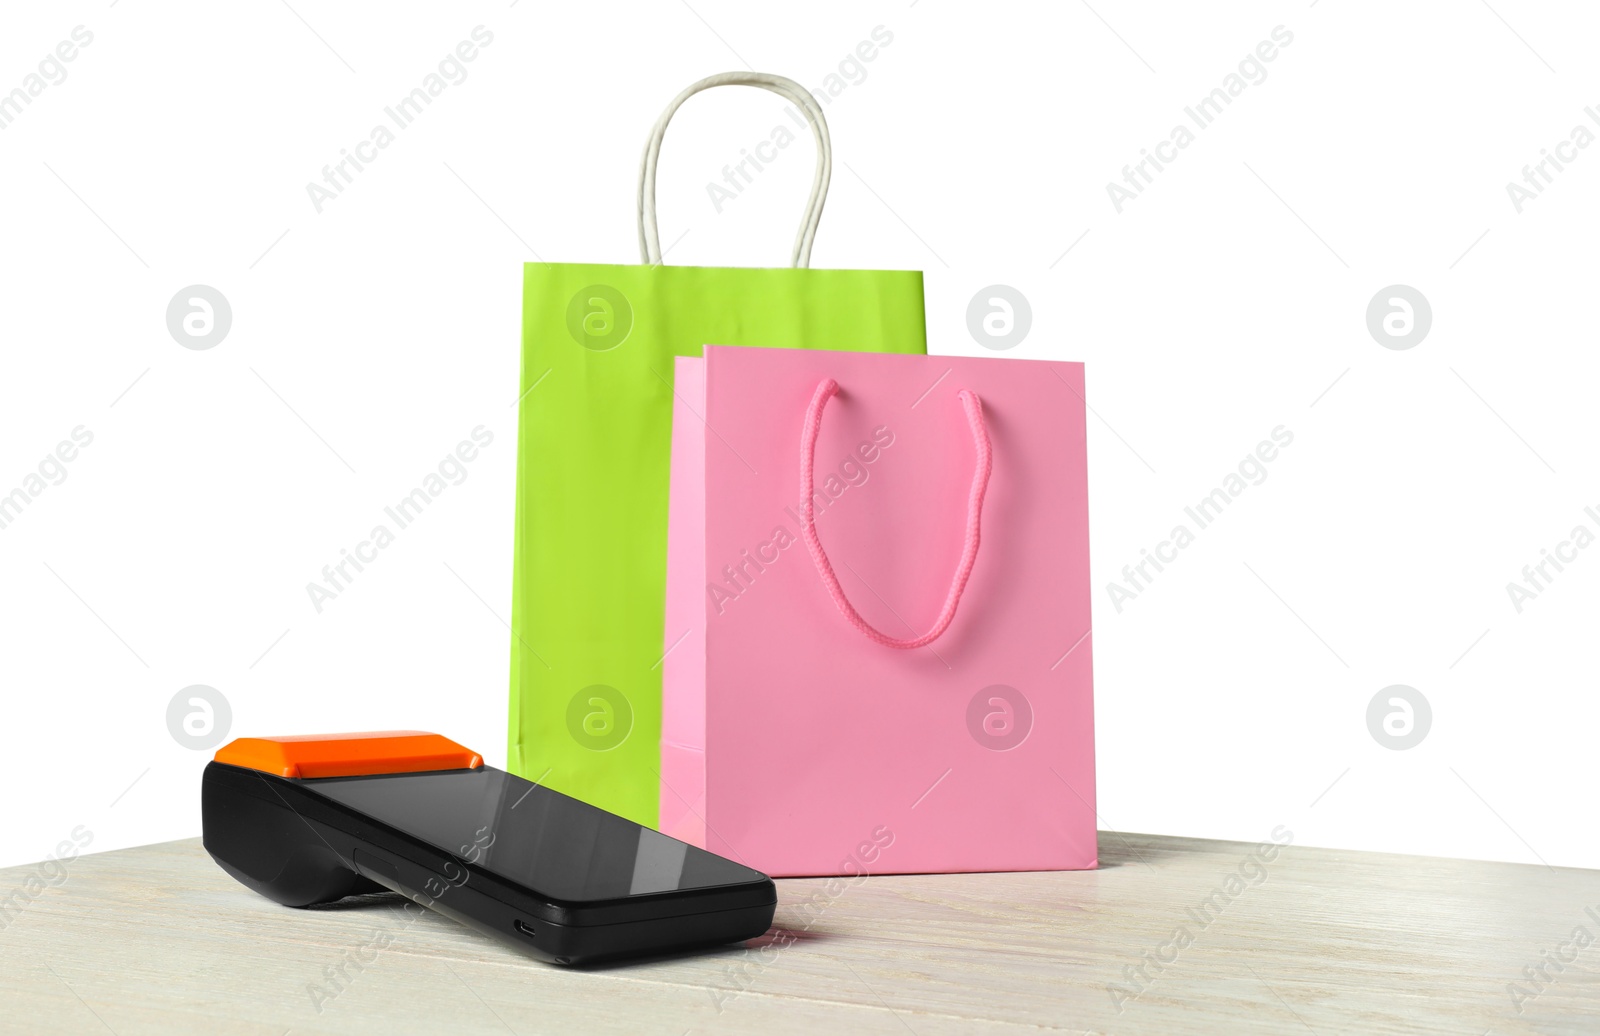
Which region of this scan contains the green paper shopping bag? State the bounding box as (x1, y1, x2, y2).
(511, 72, 927, 826)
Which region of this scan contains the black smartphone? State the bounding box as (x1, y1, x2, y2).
(201, 733, 775, 966)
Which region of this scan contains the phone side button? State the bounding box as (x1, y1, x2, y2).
(351, 847, 401, 887)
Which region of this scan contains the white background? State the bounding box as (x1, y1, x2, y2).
(1, 0, 1595, 872)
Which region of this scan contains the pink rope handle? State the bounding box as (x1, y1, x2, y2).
(798, 378, 992, 649)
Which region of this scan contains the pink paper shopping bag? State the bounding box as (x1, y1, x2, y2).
(662, 345, 1095, 876)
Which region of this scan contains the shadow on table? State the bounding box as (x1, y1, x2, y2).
(300, 890, 411, 911)
(293, 890, 838, 972)
(560, 924, 840, 973)
(1096, 830, 1196, 869)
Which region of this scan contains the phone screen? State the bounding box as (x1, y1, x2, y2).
(308, 767, 765, 902)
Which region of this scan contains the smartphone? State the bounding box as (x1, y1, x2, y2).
(201, 732, 775, 966)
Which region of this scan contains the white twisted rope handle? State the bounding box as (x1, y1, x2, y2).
(637, 71, 832, 267)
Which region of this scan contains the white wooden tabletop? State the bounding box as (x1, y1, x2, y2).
(1, 832, 1594, 1034)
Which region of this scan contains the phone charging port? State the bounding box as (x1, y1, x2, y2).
(514, 919, 536, 939)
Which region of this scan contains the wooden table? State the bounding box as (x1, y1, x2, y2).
(1, 832, 1594, 1034)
